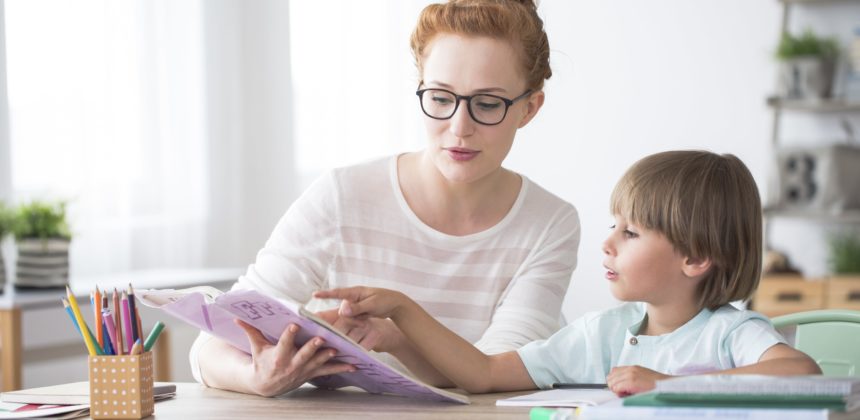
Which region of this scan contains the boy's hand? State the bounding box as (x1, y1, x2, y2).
(606, 365, 672, 397)
(314, 286, 408, 321)
(315, 308, 405, 353)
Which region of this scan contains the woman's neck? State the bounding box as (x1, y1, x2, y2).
(397, 151, 521, 236)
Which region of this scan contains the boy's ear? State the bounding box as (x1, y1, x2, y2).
(681, 256, 712, 279)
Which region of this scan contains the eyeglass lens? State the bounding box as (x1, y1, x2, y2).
(420, 89, 507, 125)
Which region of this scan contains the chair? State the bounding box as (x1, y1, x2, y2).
(772, 309, 860, 377)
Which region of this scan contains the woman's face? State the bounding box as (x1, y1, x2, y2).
(419, 34, 542, 185)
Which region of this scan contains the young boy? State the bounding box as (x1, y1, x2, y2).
(314, 150, 821, 396)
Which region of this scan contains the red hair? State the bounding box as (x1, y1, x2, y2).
(410, 0, 552, 91)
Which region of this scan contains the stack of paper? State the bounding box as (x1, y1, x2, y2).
(0, 382, 176, 420)
(624, 375, 860, 411)
(495, 389, 618, 407)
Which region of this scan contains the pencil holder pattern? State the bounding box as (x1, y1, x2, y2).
(88, 352, 154, 419)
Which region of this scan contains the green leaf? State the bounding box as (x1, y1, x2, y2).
(11, 200, 71, 240)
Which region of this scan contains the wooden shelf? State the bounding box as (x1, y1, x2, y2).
(764, 207, 860, 223)
(767, 96, 860, 112)
(779, 0, 860, 4)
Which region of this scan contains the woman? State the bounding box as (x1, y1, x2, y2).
(192, 0, 580, 397)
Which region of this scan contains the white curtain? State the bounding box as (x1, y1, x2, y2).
(2, 0, 433, 276)
(5, 0, 209, 274)
(288, 0, 430, 186)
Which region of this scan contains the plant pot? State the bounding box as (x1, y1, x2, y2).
(0, 251, 5, 291)
(14, 238, 70, 288)
(778, 56, 836, 99)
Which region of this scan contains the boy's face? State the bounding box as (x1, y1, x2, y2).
(602, 215, 698, 305)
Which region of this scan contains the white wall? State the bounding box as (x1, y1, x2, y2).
(509, 0, 783, 320)
(15, 0, 860, 388)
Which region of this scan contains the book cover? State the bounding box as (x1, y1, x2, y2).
(137, 287, 470, 404)
(580, 402, 843, 420)
(623, 391, 856, 411)
(0, 382, 176, 406)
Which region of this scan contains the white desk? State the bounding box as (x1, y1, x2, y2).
(0, 268, 242, 391)
(109, 383, 534, 420)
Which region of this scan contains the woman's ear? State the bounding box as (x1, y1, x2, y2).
(518, 90, 544, 128)
(682, 256, 712, 279)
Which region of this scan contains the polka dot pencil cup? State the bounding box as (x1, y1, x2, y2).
(88, 352, 154, 419)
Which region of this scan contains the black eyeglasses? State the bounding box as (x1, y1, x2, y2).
(415, 86, 532, 126)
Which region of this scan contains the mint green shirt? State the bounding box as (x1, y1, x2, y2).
(517, 302, 785, 388)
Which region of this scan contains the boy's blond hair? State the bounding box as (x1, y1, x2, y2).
(610, 150, 762, 310)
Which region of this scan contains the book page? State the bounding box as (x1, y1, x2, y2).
(496, 389, 618, 407)
(138, 288, 469, 404)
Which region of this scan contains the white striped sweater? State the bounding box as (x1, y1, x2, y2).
(190, 155, 579, 382)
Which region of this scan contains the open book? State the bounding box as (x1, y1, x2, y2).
(137, 287, 469, 404)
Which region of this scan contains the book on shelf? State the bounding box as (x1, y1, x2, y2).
(0, 382, 176, 406)
(495, 388, 617, 407)
(622, 375, 860, 412)
(137, 286, 469, 404)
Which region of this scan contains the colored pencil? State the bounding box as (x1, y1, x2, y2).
(94, 287, 103, 350)
(128, 284, 140, 343)
(135, 305, 143, 345)
(101, 320, 114, 355)
(143, 321, 165, 352)
(130, 339, 143, 355)
(63, 298, 102, 353)
(113, 289, 124, 355)
(121, 292, 134, 351)
(61, 298, 81, 334)
(103, 310, 120, 356)
(65, 286, 99, 356)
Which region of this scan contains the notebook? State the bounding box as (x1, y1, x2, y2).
(654, 375, 860, 396)
(0, 402, 89, 420)
(495, 389, 618, 407)
(137, 286, 470, 404)
(624, 375, 860, 411)
(0, 382, 176, 406)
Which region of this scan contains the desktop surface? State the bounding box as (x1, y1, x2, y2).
(110, 383, 532, 420)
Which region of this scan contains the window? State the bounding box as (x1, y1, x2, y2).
(5, 0, 208, 274)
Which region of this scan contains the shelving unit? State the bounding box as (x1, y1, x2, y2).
(754, 0, 860, 317)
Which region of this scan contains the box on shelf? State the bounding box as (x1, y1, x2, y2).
(753, 275, 825, 317)
(826, 276, 860, 311)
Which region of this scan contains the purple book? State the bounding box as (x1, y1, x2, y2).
(137, 287, 469, 404)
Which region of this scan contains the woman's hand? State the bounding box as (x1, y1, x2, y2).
(313, 286, 409, 321)
(234, 319, 356, 397)
(606, 365, 671, 397)
(315, 308, 406, 353)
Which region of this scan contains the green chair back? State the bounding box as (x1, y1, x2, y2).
(772, 309, 860, 377)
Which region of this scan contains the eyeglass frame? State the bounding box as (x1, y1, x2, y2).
(415, 85, 533, 126)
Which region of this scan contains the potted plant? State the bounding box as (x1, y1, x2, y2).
(827, 233, 860, 310)
(829, 233, 860, 275)
(11, 200, 72, 288)
(0, 201, 14, 290)
(776, 29, 839, 100)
